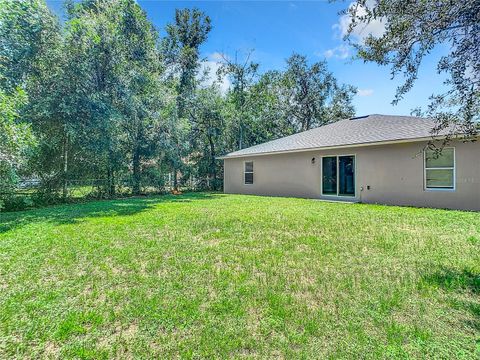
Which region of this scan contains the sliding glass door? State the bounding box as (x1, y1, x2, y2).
(322, 155, 355, 197)
(322, 157, 337, 195)
(338, 156, 355, 196)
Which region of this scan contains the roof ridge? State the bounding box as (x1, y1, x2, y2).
(222, 114, 440, 158)
(227, 117, 353, 155)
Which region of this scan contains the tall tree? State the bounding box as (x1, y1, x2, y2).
(0, 88, 34, 197)
(61, 0, 125, 196)
(0, 0, 66, 196)
(24, 0, 119, 198)
(281, 53, 356, 132)
(114, 0, 165, 194)
(188, 85, 225, 190)
(218, 51, 259, 150)
(0, 0, 60, 91)
(341, 0, 479, 140)
(246, 70, 299, 143)
(162, 8, 212, 189)
(21, 0, 166, 198)
(163, 8, 212, 117)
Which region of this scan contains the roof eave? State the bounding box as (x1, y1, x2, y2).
(216, 134, 465, 160)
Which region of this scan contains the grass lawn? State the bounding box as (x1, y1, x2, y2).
(0, 193, 478, 359)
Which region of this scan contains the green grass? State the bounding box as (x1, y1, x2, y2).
(0, 193, 478, 359)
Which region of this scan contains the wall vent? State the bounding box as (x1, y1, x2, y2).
(349, 115, 369, 120)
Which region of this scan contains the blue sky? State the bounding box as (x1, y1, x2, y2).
(46, 0, 448, 116)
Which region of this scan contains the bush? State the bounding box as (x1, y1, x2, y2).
(141, 167, 166, 192)
(30, 189, 63, 207)
(0, 194, 34, 212)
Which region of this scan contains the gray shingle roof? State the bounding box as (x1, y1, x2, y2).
(221, 114, 445, 158)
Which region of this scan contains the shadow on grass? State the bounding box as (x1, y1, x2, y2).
(0, 192, 221, 234)
(423, 267, 479, 331)
(424, 267, 479, 294)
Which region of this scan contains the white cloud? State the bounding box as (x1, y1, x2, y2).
(209, 51, 224, 62)
(357, 88, 374, 96)
(324, 1, 386, 62)
(334, 0, 386, 44)
(321, 44, 350, 59)
(198, 53, 231, 94)
(323, 49, 334, 58)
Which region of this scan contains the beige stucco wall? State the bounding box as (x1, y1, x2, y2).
(223, 140, 480, 211)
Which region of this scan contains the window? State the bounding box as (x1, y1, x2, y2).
(424, 148, 455, 190)
(244, 161, 253, 184)
(322, 155, 355, 197)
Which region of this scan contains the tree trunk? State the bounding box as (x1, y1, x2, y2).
(238, 120, 243, 150)
(132, 145, 141, 195)
(107, 162, 115, 197)
(208, 135, 216, 190)
(157, 152, 165, 192)
(62, 131, 68, 200)
(173, 168, 178, 191)
(108, 146, 115, 197)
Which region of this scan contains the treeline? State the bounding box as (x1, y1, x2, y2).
(0, 0, 357, 209)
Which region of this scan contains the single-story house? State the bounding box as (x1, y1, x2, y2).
(219, 114, 480, 211)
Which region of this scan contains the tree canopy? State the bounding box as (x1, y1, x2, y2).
(342, 0, 479, 139)
(0, 0, 357, 209)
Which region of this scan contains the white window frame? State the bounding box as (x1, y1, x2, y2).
(321, 154, 356, 198)
(424, 147, 456, 191)
(244, 160, 254, 185)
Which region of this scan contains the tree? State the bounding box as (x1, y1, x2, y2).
(281, 53, 356, 132)
(238, 70, 293, 146)
(188, 85, 225, 190)
(59, 0, 124, 196)
(341, 0, 479, 140)
(3, 0, 168, 199)
(113, 0, 165, 194)
(0, 0, 65, 197)
(39, 0, 166, 197)
(0, 0, 60, 91)
(162, 8, 212, 189)
(0, 88, 35, 195)
(242, 53, 356, 144)
(218, 51, 259, 150)
(163, 8, 212, 115)
(23, 0, 119, 199)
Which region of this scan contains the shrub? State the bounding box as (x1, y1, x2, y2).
(1, 194, 34, 212)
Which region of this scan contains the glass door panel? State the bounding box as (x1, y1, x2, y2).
(322, 156, 337, 195)
(338, 156, 355, 196)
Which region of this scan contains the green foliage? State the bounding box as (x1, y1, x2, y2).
(0, 0, 60, 91)
(219, 52, 356, 151)
(342, 0, 479, 139)
(0, 88, 35, 193)
(218, 51, 260, 150)
(0, 194, 34, 212)
(161, 8, 212, 189)
(188, 85, 226, 189)
(278, 53, 356, 131)
(0, 88, 30, 161)
(163, 8, 212, 104)
(0, 0, 357, 208)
